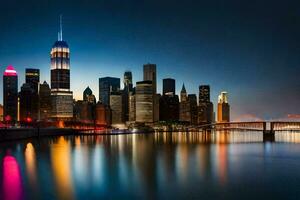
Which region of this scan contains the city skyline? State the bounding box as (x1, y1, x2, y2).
(1, 0, 300, 120)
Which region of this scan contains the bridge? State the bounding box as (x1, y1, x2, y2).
(198, 121, 300, 141)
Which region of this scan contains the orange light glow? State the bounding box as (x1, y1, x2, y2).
(51, 137, 73, 199)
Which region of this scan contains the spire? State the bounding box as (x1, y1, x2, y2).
(181, 83, 186, 93)
(59, 15, 63, 41)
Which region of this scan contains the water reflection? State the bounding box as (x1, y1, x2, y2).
(1, 131, 300, 199)
(2, 155, 23, 200)
(50, 136, 73, 199)
(25, 143, 37, 188)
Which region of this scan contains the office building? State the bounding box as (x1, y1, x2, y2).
(163, 78, 175, 95)
(143, 63, 157, 94)
(198, 85, 213, 124)
(25, 68, 40, 94)
(122, 71, 133, 122)
(3, 65, 18, 122)
(24, 68, 40, 120)
(19, 83, 35, 122)
(95, 102, 111, 126)
(74, 100, 94, 124)
(110, 92, 123, 124)
(179, 84, 191, 122)
(217, 91, 230, 122)
(99, 77, 120, 105)
(129, 90, 136, 122)
(50, 17, 73, 120)
(143, 64, 158, 122)
(83, 86, 96, 104)
(39, 81, 51, 120)
(188, 94, 198, 125)
(135, 81, 153, 123)
(159, 94, 179, 122)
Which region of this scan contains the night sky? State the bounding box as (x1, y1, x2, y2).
(1, 0, 300, 120)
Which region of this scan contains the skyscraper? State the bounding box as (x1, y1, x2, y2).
(198, 85, 213, 124)
(179, 84, 191, 122)
(123, 71, 133, 91)
(188, 94, 198, 125)
(122, 71, 133, 122)
(143, 63, 157, 94)
(19, 83, 35, 122)
(159, 94, 179, 122)
(110, 92, 123, 124)
(143, 63, 158, 122)
(3, 65, 18, 122)
(129, 90, 136, 122)
(217, 91, 230, 123)
(160, 78, 179, 122)
(163, 78, 175, 95)
(25, 68, 40, 120)
(39, 81, 51, 120)
(135, 81, 153, 123)
(25, 68, 40, 94)
(99, 77, 120, 105)
(199, 85, 210, 103)
(50, 16, 73, 120)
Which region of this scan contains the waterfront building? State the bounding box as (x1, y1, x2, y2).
(19, 83, 36, 122)
(198, 85, 214, 124)
(135, 81, 153, 123)
(143, 63, 158, 122)
(159, 93, 179, 122)
(50, 17, 73, 120)
(99, 77, 120, 105)
(179, 84, 191, 122)
(128, 90, 136, 122)
(122, 71, 133, 122)
(154, 94, 160, 122)
(74, 100, 94, 124)
(217, 91, 230, 122)
(163, 78, 175, 95)
(95, 102, 111, 126)
(83, 86, 96, 104)
(39, 81, 52, 121)
(3, 65, 18, 122)
(188, 94, 198, 125)
(24, 68, 40, 120)
(110, 92, 123, 124)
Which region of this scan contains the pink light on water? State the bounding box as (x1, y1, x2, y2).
(3, 155, 23, 200)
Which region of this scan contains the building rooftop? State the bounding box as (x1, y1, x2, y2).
(3, 65, 17, 76)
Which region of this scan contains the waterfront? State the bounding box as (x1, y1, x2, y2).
(1, 131, 300, 199)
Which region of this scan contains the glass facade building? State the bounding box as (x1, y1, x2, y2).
(135, 81, 153, 123)
(50, 38, 73, 119)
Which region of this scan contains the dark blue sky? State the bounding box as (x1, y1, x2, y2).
(1, 0, 300, 120)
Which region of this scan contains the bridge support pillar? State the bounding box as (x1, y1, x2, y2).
(263, 122, 275, 142)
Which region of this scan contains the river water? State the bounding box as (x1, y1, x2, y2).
(1, 131, 300, 200)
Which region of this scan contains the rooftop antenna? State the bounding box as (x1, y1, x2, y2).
(60, 15, 63, 41)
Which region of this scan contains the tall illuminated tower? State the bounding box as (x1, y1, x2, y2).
(217, 91, 230, 122)
(50, 16, 73, 120)
(3, 65, 18, 122)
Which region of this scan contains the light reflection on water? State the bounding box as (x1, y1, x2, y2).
(1, 131, 300, 199)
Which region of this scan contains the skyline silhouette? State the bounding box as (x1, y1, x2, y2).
(1, 0, 300, 120)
